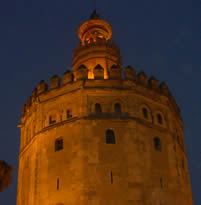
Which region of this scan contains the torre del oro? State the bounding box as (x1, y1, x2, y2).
(16, 11, 193, 205)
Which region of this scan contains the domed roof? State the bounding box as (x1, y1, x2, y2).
(77, 11, 112, 43)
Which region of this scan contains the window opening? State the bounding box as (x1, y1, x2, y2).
(67, 110, 72, 119)
(153, 137, 162, 152)
(110, 172, 113, 184)
(55, 139, 63, 152)
(114, 103, 121, 114)
(157, 114, 163, 124)
(142, 108, 148, 119)
(95, 103, 102, 114)
(57, 178, 59, 190)
(49, 115, 56, 125)
(106, 129, 116, 144)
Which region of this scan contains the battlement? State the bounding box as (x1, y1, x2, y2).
(22, 65, 181, 120)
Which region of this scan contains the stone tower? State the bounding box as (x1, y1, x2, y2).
(16, 11, 193, 205)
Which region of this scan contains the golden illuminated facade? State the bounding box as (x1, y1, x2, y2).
(16, 11, 193, 205)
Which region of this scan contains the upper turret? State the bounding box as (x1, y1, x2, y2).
(73, 11, 121, 79)
(77, 10, 112, 45)
(20, 11, 182, 123)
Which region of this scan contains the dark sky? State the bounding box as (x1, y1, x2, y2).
(0, 0, 200, 204)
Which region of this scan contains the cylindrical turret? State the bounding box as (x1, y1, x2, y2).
(73, 10, 122, 80)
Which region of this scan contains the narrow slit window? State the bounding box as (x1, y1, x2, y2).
(110, 172, 113, 184)
(114, 103, 121, 114)
(153, 137, 162, 152)
(57, 178, 59, 190)
(95, 103, 102, 114)
(106, 129, 116, 144)
(55, 138, 63, 152)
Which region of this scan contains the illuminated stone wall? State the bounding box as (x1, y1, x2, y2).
(16, 12, 193, 205)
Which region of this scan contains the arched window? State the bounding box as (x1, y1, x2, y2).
(142, 108, 148, 119)
(114, 103, 121, 114)
(157, 113, 163, 124)
(55, 138, 63, 152)
(153, 137, 162, 152)
(106, 129, 116, 144)
(67, 109, 72, 119)
(49, 115, 56, 125)
(95, 103, 102, 114)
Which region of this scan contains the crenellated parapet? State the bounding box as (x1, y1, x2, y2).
(124, 65, 136, 81)
(137, 71, 148, 87)
(149, 76, 159, 91)
(63, 70, 74, 84)
(50, 75, 61, 89)
(109, 64, 122, 80)
(37, 80, 48, 95)
(21, 65, 181, 122)
(76, 64, 88, 80)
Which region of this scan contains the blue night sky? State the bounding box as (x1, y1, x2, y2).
(0, 0, 200, 204)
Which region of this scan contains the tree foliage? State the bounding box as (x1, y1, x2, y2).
(0, 160, 13, 192)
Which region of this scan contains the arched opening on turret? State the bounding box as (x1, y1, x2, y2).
(94, 64, 104, 70)
(94, 64, 104, 79)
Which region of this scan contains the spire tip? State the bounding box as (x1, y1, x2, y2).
(90, 9, 100, 19)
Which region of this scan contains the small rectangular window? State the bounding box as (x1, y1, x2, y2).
(55, 139, 63, 152)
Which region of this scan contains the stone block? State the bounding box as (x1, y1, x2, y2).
(124, 65, 136, 81)
(50, 75, 61, 89)
(63, 71, 73, 84)
(37, 80, 48, 95)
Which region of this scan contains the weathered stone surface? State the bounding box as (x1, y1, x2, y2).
(17, 12, 193, 205)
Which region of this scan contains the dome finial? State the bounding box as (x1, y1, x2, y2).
(78, 10, 112, 43)
(90, 9, 100, 19)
